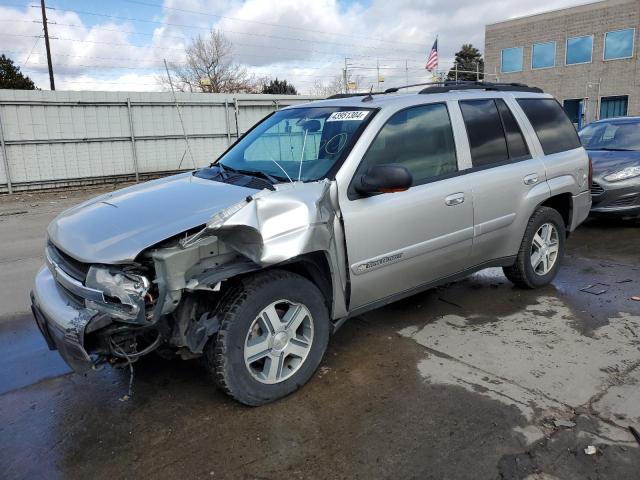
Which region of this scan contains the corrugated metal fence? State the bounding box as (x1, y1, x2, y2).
(0, 90, 320, 193)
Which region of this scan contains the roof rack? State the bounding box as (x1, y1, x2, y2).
(326, 92, 385, 99)
(418, 81, 543, 94)
(326, 81, 542, 100)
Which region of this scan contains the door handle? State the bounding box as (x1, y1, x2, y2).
(445, 192, 465, 206)
(523, 173, 539, 185)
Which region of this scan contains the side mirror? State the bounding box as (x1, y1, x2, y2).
(355, 164, 413, 195)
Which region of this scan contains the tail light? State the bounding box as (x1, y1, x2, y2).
(588, 156, 593, 187)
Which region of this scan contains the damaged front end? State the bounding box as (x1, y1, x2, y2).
(32, 179, 347, 374)
(31, 242, 162, 372)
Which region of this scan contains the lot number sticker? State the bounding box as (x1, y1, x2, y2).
(327, 111, 369, 122)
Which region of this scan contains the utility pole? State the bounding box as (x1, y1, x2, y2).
(40, 0, 55, 90)
(343, 57, 348, 94)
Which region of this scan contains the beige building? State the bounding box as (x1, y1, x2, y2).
(484, 0, 640, 127)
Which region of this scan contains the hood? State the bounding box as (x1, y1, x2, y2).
(48, 173, 258, 264)
(587, 149, 640, 176)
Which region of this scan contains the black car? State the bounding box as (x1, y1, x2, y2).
(579, 117, 640, 218)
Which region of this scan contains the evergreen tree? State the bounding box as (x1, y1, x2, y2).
(0, 54, 37, 90)
(262, 78, 298, 95)
(446, 44, 484, 82)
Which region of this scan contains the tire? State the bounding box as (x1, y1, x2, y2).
(204, 270, 330, 406)
(503, 206, 566, 289)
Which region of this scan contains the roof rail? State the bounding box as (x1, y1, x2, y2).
(326, 81, 542, 100)
(326, 92, 385, 99)
(418, 81, 543, 94)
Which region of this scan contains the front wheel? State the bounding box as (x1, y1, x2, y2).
(503, 206, 566, 289)
(204, 270, 330, 406)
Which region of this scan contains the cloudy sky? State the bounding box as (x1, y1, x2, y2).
(0, 0, 590, 93)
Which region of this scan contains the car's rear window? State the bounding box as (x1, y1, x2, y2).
(517, 98, 581, 155)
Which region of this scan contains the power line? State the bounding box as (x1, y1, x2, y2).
(3, 5, 425, 57)
(40, 4, 428, 52)
(121, 0, 428, 48)
(19, 34, 40, 68)
(36, 8, 426, 60)
(25, 34, 425, 64)
(0, 48, 346, 68)
(44, 20, 426, 57)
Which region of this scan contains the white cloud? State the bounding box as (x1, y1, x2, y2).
(0, 0, 591, 93)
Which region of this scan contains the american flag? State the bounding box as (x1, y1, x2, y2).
(425, 38, 438, 71)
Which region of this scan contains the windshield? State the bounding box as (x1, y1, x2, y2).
(579, 121, 640, 151)
(215, 106, 375, 182)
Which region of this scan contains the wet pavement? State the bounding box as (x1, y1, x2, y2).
(1, 188, 639, 479)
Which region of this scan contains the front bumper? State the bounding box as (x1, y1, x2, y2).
(30, 266, 98, 373)
(590, 178, 640, 217)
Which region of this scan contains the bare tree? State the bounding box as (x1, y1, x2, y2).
(311, 76, 345, 96)
(162, 30, 257, 93)
(311, 74, 367, 96)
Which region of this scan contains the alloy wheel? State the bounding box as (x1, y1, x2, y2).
(530, 222, 559, 275)
(243, 300, 314, 384)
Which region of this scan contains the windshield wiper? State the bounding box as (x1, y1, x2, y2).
(217, 163, 286, 184)
(238, 169, 282, 184)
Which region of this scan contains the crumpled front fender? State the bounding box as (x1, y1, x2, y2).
(184, 180, 336, 266)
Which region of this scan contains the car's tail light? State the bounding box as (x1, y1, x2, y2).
(588, 156, 593, 187)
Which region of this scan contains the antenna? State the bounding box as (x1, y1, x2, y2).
(362, 85, 375, 102)
(163, 59, 197, 171)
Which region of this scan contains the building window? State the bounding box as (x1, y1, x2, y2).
(600, 96, 628, 119)
(604, 28, 635, 60)
(566, 35, 593, 65)
(532, 41, 556, 69)
(501, 47, 523, 73)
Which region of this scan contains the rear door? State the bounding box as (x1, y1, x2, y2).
(338, 102, 474, 310)
(455, 97, 549, 264)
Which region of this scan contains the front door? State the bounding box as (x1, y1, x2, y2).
(338, 102, 474, 310)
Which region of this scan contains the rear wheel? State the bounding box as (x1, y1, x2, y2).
(503, 207, 566, 288)
(204, 270, 329, 406)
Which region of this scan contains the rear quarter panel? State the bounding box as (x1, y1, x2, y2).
(509, 94, 590, 234)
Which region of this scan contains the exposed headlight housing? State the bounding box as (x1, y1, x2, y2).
(85, 266, 151, 323)
(604, 165, 640, 182)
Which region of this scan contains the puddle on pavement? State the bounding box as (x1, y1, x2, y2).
(399, 294, 640, 446)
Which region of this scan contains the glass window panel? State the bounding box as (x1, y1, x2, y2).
(532, 42, 556, 69)
(501, 47, 523, 73)
(566, 35, 593, 64)
(600, 96, 629, 119)
(517, 99, 581, 155)
(604, 29, 634, 60)
(460, 99, 509, 167)
(360, 104, 458, 185)
(495, 99, 530, 159)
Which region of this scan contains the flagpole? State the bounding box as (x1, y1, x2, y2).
(405, 59, 408, 86)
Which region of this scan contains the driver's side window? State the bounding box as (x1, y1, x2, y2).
(360, 103, 458, 186)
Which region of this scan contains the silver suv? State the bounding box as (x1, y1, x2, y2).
(31, 82, 592, 405)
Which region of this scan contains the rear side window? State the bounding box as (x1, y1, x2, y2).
(517, 98, 581, 154)
(460, 99, 508, 167)
(495, 99, 530, 159)
(460, 99, 531, 167)
(359, 103, 458, 185)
